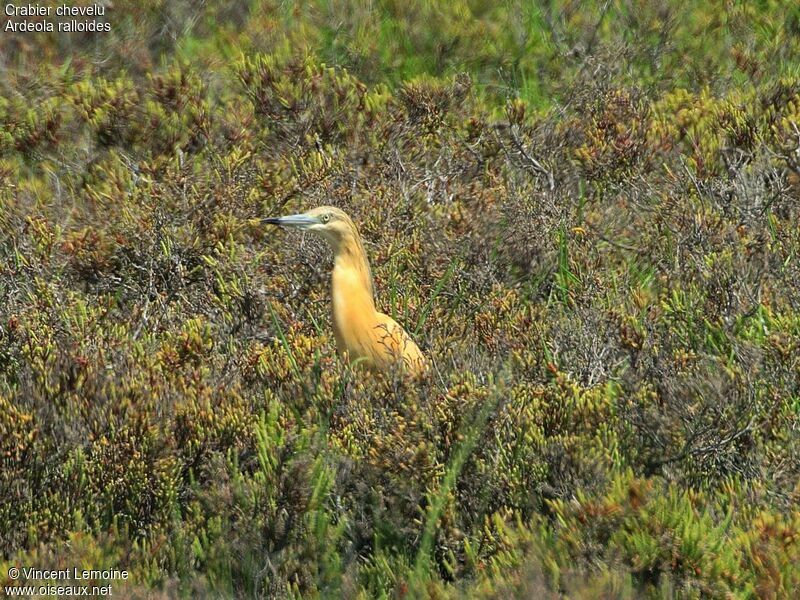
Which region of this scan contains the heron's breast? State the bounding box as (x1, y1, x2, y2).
(331, 267, 378, 361)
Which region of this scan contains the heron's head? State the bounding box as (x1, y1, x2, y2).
(263, 206, 359, 251)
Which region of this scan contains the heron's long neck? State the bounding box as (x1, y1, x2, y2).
(330, 234, 377, 357)
(332, 235, 375, 309)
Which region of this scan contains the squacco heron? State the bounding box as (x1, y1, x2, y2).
(264, 206, 428, 376)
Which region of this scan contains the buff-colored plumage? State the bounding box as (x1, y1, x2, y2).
(264, 206, 427, 376)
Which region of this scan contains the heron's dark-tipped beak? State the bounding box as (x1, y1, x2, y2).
(262, 214, 319, 229)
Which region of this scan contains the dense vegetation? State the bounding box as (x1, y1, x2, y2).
(2, 1, 800, 597)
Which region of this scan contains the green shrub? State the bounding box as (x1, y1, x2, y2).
(2, 2, 800, 597)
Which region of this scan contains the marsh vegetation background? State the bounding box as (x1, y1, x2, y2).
(2, 1, 800, 597)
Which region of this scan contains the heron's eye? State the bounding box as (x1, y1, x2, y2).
(321, 214, 331, 223)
